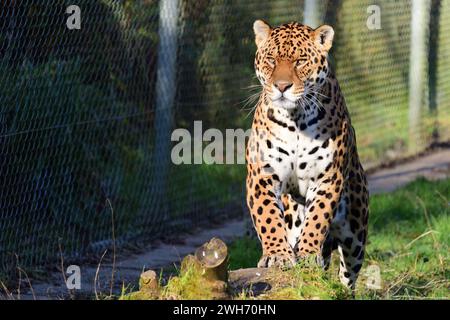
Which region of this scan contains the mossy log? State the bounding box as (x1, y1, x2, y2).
(194, 237, 229, 283)
(121, 270, 161, 300)
(228, 267, 272, 296)
(139, 270, 160, 293)
(127, 237, 278, 299)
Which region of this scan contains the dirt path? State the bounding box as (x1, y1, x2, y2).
(14, 148, 450, 299)
(368, 149, 450, 193)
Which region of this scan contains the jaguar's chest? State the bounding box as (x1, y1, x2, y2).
(295, 131, 333, 179)
(261, 115, 335, 193)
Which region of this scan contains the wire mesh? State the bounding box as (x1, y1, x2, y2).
(0, 0, 449, 282)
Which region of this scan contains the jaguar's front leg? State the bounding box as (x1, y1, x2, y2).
(246, 172, 296, 268)
(295, 170, 343, 258)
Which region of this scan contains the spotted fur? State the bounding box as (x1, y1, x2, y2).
(246, 20, 369, 289)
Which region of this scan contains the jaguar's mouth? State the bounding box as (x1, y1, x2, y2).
(271, 95, 298, 109)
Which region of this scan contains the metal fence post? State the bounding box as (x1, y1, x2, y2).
(152, 0, 180, 201)
(428, 0, 441, 113)
(304, 0, 322, 28)
(408, 0, 431, 152)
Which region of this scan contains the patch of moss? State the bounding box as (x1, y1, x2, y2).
(161, 258, 217, 300)
(120, 290, 155, 300)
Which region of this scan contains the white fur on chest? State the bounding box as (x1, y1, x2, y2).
(295, 131, 333, 196)
(296, 132, 332, 178)
(264, 118, 333, 197)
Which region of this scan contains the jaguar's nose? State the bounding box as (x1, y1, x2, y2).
(274, 81, 293, 93)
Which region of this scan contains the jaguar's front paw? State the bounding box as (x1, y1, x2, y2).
(257, 252, 296, 268)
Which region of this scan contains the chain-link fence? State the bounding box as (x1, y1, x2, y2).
(0, 0, 449, 283)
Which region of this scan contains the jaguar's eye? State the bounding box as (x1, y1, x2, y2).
(267, 58, 276, 67)
(295, 59, 308, 68)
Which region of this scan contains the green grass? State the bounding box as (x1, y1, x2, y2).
(358, 177, 449, 299)
(228, 237, 262, 270)
(228, 177, 449, 299)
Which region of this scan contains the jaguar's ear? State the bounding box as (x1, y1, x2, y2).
(253, 20, 271, 47)
(314, 25, 334, 51)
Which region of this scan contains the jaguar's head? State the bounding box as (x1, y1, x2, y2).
(253, 20, 334, 109)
